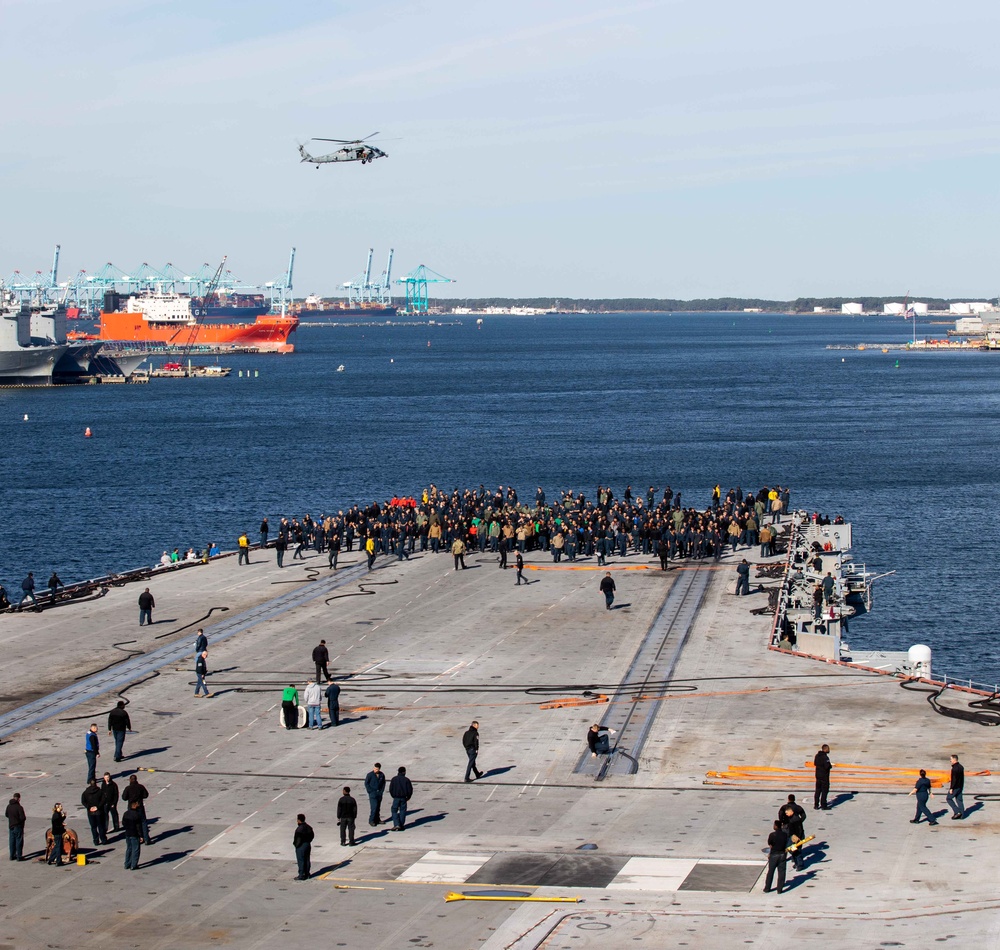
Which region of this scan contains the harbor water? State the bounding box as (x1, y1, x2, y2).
(2, 312, 996, 683)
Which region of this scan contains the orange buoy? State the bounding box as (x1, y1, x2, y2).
(84, 427, 92, 438)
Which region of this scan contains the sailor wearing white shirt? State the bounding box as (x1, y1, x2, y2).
(304, 680, 323, 730)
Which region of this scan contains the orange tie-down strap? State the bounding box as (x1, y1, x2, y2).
(802, 762, 991, 777)
(705, 764, 990, 787)
(538, 694, 610, 710)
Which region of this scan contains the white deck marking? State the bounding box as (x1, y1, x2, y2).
(607, 856, 699, 891)
(520, 771, 540, 796)
(396, 850, 493, 884)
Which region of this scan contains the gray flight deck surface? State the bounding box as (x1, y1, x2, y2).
(0, 539, 997, 950)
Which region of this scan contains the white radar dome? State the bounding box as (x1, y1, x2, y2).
(907, 644, 932, 677)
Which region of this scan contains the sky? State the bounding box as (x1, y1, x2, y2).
(1, 0, 999, 299)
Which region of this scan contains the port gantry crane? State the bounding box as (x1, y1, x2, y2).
(396, 264, 452, 314)
(178, 255, 227, 364)
(343, 248, 394, 308)
(265, 248, 295, 316)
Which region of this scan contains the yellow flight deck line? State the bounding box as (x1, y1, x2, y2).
(338, 678, 890, 716)
(525, 563, 733, 572)
(444, 892, 581, 904)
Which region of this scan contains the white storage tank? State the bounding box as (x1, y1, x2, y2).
(842, 302, 863, 315)
(908, 644, 932, 678)
(911, 302, 929, 315)
(950, 302, 972, 315)
(883, 303, 905, 315)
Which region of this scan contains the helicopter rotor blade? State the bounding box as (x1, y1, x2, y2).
(312, 138, 356, 144)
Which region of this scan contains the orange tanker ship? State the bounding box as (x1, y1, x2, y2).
(99, 291, 298, 353)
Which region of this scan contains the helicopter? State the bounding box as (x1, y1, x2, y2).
(298, 133, 388, 167)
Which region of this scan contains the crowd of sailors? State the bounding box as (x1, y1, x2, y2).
(252, 482, 793, 568)
(2, 482, 796, 612)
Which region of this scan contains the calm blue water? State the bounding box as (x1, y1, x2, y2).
(2, 313, 997, 683)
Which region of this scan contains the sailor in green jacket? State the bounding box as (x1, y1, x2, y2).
(282, 684, 300, 730)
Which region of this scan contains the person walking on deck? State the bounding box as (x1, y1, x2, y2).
(195, 651, 211, 698)
(137, 587, 154, 625)
(599, 572, 616, 610)
(313, 640, 331, 683)
(18, 572, 38, 610)
(107, 700, 132, 762)
(516, 551, 528, 585)
(909, 769, 938, 825)
(463, 721, 483, 782)
(946, 754, 965, 819)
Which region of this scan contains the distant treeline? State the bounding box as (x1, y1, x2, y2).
(433, 296, 998, 312)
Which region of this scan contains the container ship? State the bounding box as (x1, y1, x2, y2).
(292, 294, 397, 319)
(191, 292, 270, 320)
(99, 291, 298, 353)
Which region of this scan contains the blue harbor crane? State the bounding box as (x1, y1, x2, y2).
(344, 248, 375, 307)
(342, 248, 394, 307)
(50, 244, 60, 291)
(396, 265, 453, 314)
(264, 248, 296, 315)
(374, 249, 394, 306)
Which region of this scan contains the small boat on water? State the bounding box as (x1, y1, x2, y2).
(151, 361, 231, 378)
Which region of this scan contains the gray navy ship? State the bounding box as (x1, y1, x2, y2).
(0, 292, 147, 385)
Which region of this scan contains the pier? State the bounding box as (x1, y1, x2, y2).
(1, 518, 998, 948)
